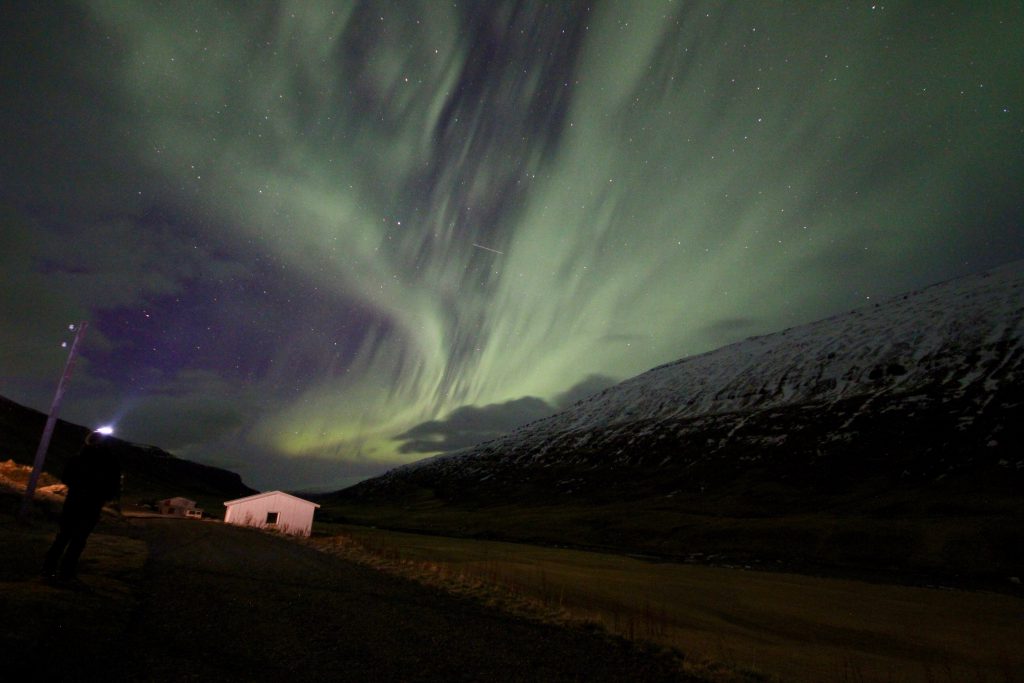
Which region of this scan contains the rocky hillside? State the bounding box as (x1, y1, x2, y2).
(332, 262, 1024, 583)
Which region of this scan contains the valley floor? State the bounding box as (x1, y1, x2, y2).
(313, 523, 1024, 683)
(5, 502, 1020, 683)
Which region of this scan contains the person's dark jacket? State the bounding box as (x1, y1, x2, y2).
(62, 440, 121, 510)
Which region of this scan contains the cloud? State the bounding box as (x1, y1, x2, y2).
(101, 370, 251, 451)
(118, 398, 246, 452)
(395, 396, 554, 454)
(0, 202, 250, 399)
(394, 375, 620, 454)
(37, 215, 249, 311)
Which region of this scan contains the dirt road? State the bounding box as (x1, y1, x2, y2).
(41, 518, 686, 682)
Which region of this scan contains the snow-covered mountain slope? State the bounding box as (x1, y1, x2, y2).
(558, 262, 1022, 430)
(350, 261, 1024, 502)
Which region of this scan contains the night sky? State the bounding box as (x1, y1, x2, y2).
(2, 2, 1021, 491)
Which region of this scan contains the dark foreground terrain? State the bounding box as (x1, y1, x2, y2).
(7, 516, 686, 682)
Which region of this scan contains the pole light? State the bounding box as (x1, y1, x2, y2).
(18, 321, 89, 522)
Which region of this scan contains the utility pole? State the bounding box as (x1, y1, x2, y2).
(18, 321, 88, 522)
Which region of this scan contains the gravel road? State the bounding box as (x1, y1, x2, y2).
(53, 518, 686, 682)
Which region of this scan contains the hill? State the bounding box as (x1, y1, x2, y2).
(328, 262, 1024, 587)
(0, 395, 255, 515)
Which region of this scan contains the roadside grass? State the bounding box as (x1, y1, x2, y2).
(0, 483, 148, 676)
(310, 523, 1023, 683)
(0, 522, 147, 670)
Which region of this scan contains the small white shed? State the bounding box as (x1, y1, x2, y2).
(158, 496, 203, 518)
(223, 490, 320, 537)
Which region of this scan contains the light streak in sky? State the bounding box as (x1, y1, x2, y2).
(472, 244, 505, 256)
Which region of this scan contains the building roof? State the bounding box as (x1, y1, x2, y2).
(159, 497, 197, 505)
(222, 490, 321, 508)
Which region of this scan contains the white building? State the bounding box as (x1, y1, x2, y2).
(157, 496, 203, 518)
(223, 491, 320, 537)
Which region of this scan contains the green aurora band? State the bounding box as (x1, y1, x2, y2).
(4, 2, 1021, 488)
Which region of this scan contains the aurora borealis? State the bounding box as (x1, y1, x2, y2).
(2, 2, 1021, 491)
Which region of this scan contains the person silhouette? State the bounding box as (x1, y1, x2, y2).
(43, 429, 122, 587)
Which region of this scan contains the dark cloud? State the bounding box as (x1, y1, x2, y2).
(56, 369, 247, 451)
(395, 396, 553, 454)
(116, 400, 246, 453)
(395, 374, 620, 454)
(37, 217, 249, 310)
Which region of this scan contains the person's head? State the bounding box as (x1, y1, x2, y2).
(85, 431, 109, 446)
